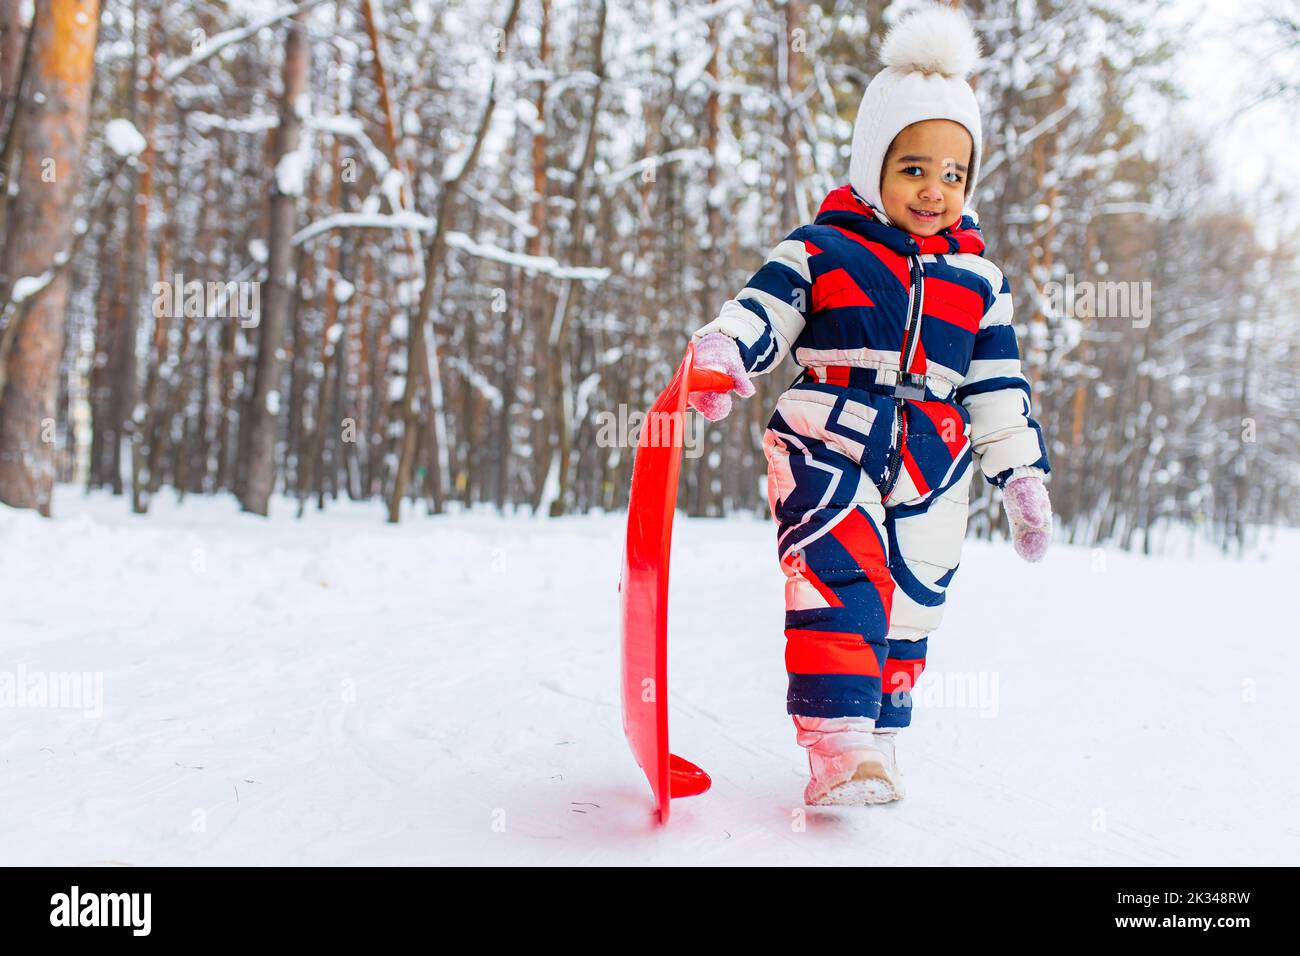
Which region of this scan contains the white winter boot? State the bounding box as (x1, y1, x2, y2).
(794, 715, 905, 806)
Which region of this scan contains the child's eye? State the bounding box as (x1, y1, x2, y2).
(901, 165, 962, 184)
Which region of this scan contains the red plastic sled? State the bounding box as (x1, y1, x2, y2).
(619, 343, 732, 823)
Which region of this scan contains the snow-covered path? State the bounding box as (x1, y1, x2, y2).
(2, 490, 1296, 865)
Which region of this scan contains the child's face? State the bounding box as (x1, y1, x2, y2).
(878, 119, 972, 236)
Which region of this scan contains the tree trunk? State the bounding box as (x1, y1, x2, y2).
(0, 0, 99, 515)
(125, 2, 163, 512)
(240, 9, 308, 516)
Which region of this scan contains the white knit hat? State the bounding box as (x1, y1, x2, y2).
(848, 3, 984, 227)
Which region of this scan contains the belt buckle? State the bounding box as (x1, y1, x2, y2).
(892, 371, 926, 401)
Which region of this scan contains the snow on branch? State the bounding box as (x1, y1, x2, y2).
(189, 112, 279, 134)
(446, 357, 504, 411)
(444, 232, 610, 282)
(1017, 103, 1078, 152)
(188, 112, 392, 186)
(1096, 201, 1169, 219)
(291, 217, 608, 282)
(275, 150, 308, 197)
(980, 103, 1076, 180)
(163, 0, 331, 82)
(10, 272, 55, 304)
(463, 186, 538, 238)
(604, 148, 711, 186)
(308, 114, 392, 181)
(291, 211, 436, 247)
(617, 0, 746, 58)
(104, 119, 147, 158)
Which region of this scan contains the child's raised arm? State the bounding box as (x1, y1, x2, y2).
(686, 229, 814, 420)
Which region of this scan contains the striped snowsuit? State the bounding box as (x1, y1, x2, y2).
(692, 185, 1050, 727)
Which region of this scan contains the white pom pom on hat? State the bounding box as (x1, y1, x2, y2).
(879, 2, 982, 77)
(848, 2, 985, 227)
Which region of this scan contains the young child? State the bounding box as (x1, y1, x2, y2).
(686, 3, 1053, 806)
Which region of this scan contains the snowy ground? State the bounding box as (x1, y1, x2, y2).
(2, 488, 1297, 866)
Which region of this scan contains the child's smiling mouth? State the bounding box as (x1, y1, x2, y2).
(909, 207, 943, 223)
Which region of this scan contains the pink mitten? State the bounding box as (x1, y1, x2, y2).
(687, 332, 755, 422)
(1002, 475, 1052, 562)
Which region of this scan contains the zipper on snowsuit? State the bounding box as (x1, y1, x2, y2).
(880, 253, 925, 499)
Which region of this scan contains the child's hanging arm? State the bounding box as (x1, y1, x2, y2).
(687, 228, 814, 421)
(956, 266, 1054, 561)
(955, 266, 1052, 489)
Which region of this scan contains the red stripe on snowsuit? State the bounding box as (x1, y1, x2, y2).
(828, 507, 894, 621)
(906, 328, 927, 375)
(811, 267, 875, 312)
(785, 629, 883, 676)
(902, 443, 931, 498)
(828, 225, 910, 288)
(911, 400, 969, 459)
(924, 278, 984, 334)
(883, 657, 927, 696)
(806, 366, 851, 387)
(783, 548, 843, 608)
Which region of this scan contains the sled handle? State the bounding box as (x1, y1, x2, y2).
(668, 753, 712, 798)
(687, 366, 734, 394)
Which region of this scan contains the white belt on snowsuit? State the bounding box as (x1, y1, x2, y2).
(800, 365, 957, 401)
